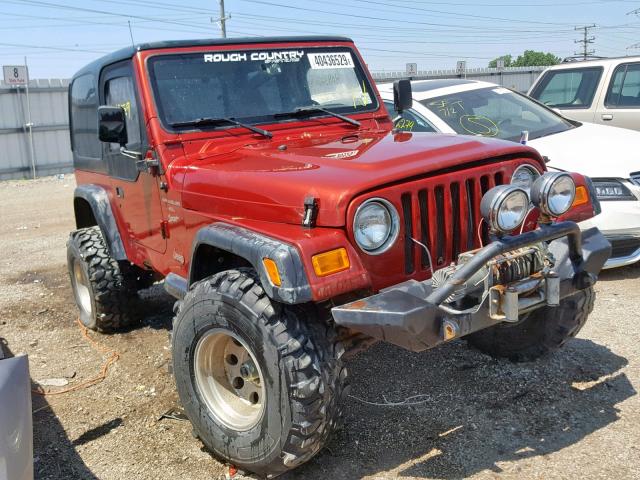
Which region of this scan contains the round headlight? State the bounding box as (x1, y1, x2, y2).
(480, 185, 529, 233)
(511, 164, 541, 193)
(353, 199, 399, 254)
(531, 172, 576, 217)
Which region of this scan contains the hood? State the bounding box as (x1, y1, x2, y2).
(179, 129, 541, 227)
(529, 122, 640, 178)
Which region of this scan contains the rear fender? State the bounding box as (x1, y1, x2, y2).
(73, 185, 127, 261)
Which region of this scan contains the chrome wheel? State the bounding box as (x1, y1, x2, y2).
(193, 329, 265, 431)
(72, 258, 92, 316)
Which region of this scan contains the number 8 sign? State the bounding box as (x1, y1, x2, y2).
(3, 65, 28, 86)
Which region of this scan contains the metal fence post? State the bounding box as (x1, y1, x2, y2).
(24, 57, 36, 179)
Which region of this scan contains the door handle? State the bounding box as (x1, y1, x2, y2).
(601, 114, 613, 121)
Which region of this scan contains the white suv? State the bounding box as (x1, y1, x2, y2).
(529, 57, 640, 131)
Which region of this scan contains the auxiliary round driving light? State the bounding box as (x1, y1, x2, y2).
(480, 185, 529, 234)
(530, 172, 576, 217)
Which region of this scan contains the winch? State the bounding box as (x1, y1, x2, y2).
(431, 244, 548, 304)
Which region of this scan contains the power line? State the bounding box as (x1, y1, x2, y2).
(346, 0, 576, 26)
(574, 24, 597, 59)
(232, 12, 575, 35)
(236, 0, 573, 32)
(8, 0, 218, 33)
(0, 41, 109, 53)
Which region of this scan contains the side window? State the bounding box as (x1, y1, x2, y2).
(383, 101, 437, 133)
(606, 63, 640, 108)
(105, 76, 141, 148)
(70, 74, 101, 159)
(531, 67, 602, 109)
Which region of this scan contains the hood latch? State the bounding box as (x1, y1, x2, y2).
(303, 197, 319, 229)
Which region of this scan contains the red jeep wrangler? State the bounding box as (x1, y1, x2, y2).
(67, 36, 610, 477)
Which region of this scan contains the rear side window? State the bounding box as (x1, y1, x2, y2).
(605, 63, 640, 108)
(530, 67, 603, 109)
(70, 73, 101, 159)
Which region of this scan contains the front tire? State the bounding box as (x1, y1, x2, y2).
(67, 226, 138, 332)
(466, 287, 595, 362)
(171, 269, 347, 477)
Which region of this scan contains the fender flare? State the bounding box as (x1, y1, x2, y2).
(73, 184, 127, 261)
(189, 223, 312, 304)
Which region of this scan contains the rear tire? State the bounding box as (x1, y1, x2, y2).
(171, 269, 348, 477)
(466, 287, 595, 362)
(67, 226, 138, 332)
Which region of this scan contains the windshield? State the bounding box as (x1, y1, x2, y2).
(148, 47, 378, 130)
(420, 86, 574, 141)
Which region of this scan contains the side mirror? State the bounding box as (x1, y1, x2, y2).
(98, 106, 128, 146)
(393, 79, 412, 113)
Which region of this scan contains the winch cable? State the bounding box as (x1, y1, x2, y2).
(32, 317, 120, 396)
(410, 237, 434, 273)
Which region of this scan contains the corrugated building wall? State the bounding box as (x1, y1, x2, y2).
(0, 79, 71, 181)
(372, 65, 546, 93)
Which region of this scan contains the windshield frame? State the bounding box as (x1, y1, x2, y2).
(145, 44, 380, 134)
(418, 86, 576, 142)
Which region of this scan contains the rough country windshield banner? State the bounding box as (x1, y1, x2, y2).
(149, 47, 377, 127)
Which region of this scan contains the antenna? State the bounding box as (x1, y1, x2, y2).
(128, 20, 135, 48)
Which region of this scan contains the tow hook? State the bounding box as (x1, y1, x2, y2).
(442, 319, 459, 341)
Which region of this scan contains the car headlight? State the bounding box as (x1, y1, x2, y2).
(511, 164, 541, 193)
(531, 172, 576, 216)
(353, 198, 400, 254)
(592, 179, 636, 201)
(480, 185, 529, 233)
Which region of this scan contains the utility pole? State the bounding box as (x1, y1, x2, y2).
(574, 24, 596, 60)
(219, 0, 227, 38)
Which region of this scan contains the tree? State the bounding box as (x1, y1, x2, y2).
(489, 51, 561, 68)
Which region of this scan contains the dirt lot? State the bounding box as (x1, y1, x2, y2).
(1, 175, 638, 480)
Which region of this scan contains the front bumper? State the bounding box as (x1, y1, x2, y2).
(331, 222, 611, 352)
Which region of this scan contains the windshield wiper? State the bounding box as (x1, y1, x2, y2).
(170, 117, 272, 138)
(274, 106, 360, 127)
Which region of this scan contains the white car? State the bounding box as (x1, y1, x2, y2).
(528, 56, 640, 131)
(378, 79, 640, 269)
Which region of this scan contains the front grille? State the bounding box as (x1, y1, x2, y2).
(609, 236, 640, 259)
(401, 169, 505, 274)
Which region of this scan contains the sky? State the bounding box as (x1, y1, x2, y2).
(0, 0, 639, 79)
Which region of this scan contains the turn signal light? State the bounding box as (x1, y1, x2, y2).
(312, 248, 350, 277)
(262, 258, 282, 286)
(572, 185, 589, 207)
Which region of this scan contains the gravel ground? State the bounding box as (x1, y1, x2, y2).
(0, 175, 638, 480)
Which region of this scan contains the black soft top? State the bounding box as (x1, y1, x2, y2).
(71, 36, 353, 80)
